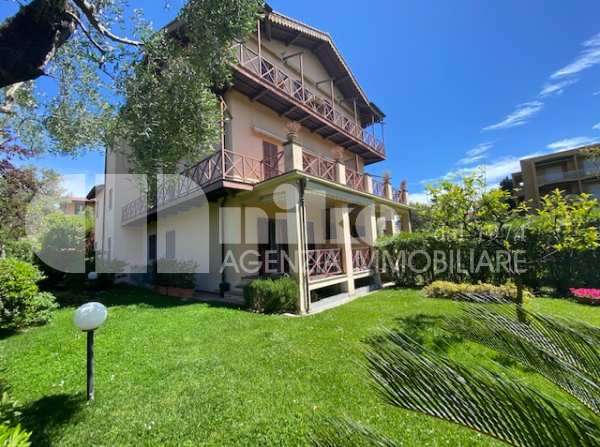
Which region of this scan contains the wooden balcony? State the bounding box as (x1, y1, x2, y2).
(352, 247, 373, 273)
(307, 248, 343, 279)
(121, 147, 407, 224)
(121, 149, 283, 223)
(231, 43, 385, 164)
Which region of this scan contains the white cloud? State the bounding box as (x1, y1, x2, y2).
(539, 78, 579, 97)
(594, 90, 600, 96)
(551, 32, 600, 79)
(60, 174, 88, 198)
(408, 192, 431, 205)
(482, 101, 544, 131)
(547, 136, 600, 151)
(457, 142, 493, 166)
(593, 122, 600, 130)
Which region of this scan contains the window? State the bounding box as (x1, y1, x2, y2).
(325, 209, 337, 241)
(166, 230, 176, 260)
(108, 188, 113, 210)
(262, 141, 279, 179)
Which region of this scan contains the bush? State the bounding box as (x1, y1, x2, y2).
(244, 277, 298, 314)
(0, 424, 31, 447)
(154, 259, 197, 289)
(3, 240, 35, 263)
(0, 258, 58, 330)
(423, 280, 533, 303)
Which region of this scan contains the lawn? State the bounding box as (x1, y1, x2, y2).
(1, 287, 598, 446)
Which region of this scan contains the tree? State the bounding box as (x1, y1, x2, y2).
(426, 174, 599, 307)
(0, 164, 62, 254)
(0, 0, 263, 175)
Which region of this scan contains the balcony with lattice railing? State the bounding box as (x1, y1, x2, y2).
(233, 43, 385, 158)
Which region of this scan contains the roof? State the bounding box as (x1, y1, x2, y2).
(263, 6, 385, 125)
(86, 184, 104, 200)
(165, 5, 385, 127)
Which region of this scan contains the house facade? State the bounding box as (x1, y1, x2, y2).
(512, 145, 600, 206)
(96, 8, 411, 313)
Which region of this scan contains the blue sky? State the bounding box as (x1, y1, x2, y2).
(3, 0, 600, 201)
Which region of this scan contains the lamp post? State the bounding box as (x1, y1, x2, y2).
(74, 302, 108, 401)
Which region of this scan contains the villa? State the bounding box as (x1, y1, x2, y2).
(96, 6, 412, 313)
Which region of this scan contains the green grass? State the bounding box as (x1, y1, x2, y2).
(1, 287, 598, 446)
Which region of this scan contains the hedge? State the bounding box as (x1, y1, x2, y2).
(244, 277, 298, 314)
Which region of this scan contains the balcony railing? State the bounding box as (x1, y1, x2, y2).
(121, 149, 283, 222)
(122, 145, 408, 223)
(536, 170, 583, 186)
(346, 168, 366, 192)
(352, 247, 372, 272)
(302, 151, 336, 182)
(307, 248, 343, 279)
(234, 43, 385, 157)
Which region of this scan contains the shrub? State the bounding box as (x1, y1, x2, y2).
(0, 424, 31, 447)
(3, 240, 35, 263)
(0, 258, 58, 330)
(244, 277, 298, 314)
(423, 281, 533, 303)
(154, 259, 197, 289)
(570, 288, 600, 305)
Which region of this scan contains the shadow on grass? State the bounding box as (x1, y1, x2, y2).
(21, 394, 83, 447)
(54, 284, 200, 309)
(392, 314, 465, 354)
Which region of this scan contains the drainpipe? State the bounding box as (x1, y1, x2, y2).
(219, 193, 229, 297)
(298, 178, 310, 313)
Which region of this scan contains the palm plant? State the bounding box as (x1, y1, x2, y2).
(311, 305, 600, 446)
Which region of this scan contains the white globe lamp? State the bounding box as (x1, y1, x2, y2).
(74, 302, 108, 401)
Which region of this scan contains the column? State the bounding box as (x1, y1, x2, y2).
(283, 122, 303, 172)
(339, 206, 355, 295)
(284, 182, 309, 314)
(364, 204, 381, 288)
(335, 161, 346, 185)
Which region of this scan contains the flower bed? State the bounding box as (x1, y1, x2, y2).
(570, 288, 600, 306)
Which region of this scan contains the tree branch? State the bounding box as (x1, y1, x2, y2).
(65, 10, 107, 54)
(71, 0, 143, 47)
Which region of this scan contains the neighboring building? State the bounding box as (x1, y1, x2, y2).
(99, 7, 412, 313)
(61, 196, 94, 216)
(87, 185, 105, 253)
(512, 145, 600, 205)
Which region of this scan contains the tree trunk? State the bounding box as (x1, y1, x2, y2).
(0, 0, 76, 88)
(515, 276, 527, 323)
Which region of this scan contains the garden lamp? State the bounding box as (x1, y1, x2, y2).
(74, 302, 108, 401)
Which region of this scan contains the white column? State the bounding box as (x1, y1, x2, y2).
(284, 183, 309, 314)
(339, 206, 355, 295)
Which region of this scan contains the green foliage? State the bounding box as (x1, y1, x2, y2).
(362, 328, 600, 447)
(244, 277, 299, 313)
(2, 240, 34, 263)
(114, 0, 264, 176)
(0, 381, 20, 428)
(444, 306, 600, 414)
(0, 424, 31, 447)
(0, 258, 57, 330)
(35, 212, 86, 286)
(423, 280, 533, 302)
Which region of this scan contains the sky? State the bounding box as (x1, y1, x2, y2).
(3, 0, 600, 202)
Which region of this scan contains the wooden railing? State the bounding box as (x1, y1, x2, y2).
(307, 248, 343, 279)
(122, 149, 283, 222)
(302, 151, 337, 182)
(372, 179, 385, 198)
(234, 43, 385, 157)
(346, 168, 365, 192)
(352, 247, 372, 272)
